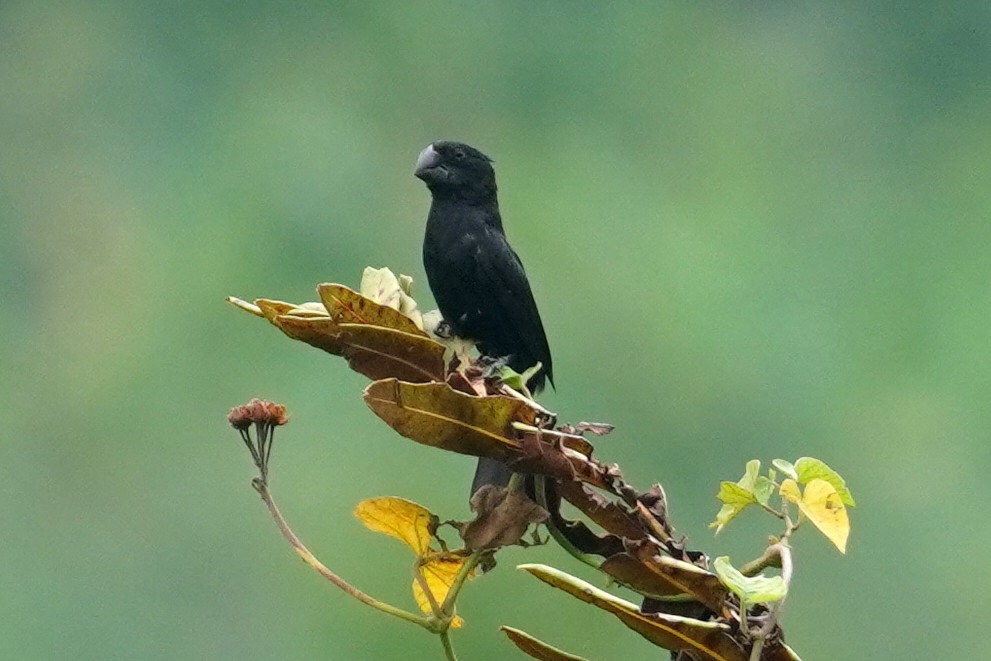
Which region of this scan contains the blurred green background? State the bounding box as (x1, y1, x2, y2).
(3, 2, 988, 659)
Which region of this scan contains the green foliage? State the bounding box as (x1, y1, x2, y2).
(714, 457, 854, 553)
(713, 557, 787, 608)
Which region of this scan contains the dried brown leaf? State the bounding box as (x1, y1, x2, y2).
(544, 487, 626, 558)
(521, 565, 748, 661)
(600, 541, 727, 611)
(575, 421, 615, 436)
(230, 293, 446, 382)
(318, 283, 426, 335)
(277, 315, 446, 382)
(363, 379, 538, 460)
(500, 627, 591, 661)
(557, 480, 646, 541)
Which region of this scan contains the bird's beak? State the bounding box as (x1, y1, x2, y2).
(415, 143, 443, 180)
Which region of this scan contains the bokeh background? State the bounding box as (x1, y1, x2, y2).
(3, 2, 988, 659)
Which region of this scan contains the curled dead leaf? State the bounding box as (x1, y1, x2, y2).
(461, 485, 549, 551)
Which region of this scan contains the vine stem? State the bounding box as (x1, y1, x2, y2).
(748, 543, 794, 661)
(252, 478, 431, 630)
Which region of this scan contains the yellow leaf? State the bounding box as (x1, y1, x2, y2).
(779, 478, 802, 505)
(794, 478, 850, 554)
(354, 497, 437, 556)
(412, 555, 470, 628)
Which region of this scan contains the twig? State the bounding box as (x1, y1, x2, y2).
(439, 553, 481, 615)
(251, 478, 432, 630)
(510, 422, 587, 447)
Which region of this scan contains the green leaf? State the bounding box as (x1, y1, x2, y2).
(738, 459, 761, 490)
(772, 458, 797, 481)
(753, 475, 776, 506)
(711, 483, 755, 532)
(716, 482, 757, 507)
(710, 460, 762, 532)
(713, 556, 787, 607)
(794, 457, 856, 507)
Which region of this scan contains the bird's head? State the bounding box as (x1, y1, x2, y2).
(414, 141, 497, 203)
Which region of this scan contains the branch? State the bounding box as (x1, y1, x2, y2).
(251, 478, 433, 631)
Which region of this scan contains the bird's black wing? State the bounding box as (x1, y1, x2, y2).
(473, 226, 554, 390)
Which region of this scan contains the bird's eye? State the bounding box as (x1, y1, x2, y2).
(454, 150, 465, 160)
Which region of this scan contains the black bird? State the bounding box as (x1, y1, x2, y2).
(415, 140, 553, 494)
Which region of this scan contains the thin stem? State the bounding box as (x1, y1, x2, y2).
(777, 543, 793, 586)
(741, 506, 803, 577)
(413, 559, 444, 618)
(239, 429, 261, 468)
(757, 501, 786, 520)
(533, 475, 600, 569)
(750, 635, 764, 661)
(262, 426, 275, 480)
(439, 630, 458, 661)
(439, 553, 481, 615)
(510, 422, 585, 446)
(739, 546, 782, 577)
(252, 478, 431, 630)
